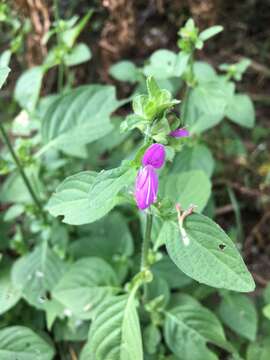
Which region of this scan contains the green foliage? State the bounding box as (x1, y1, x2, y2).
(164, 214, 255, 292)
(0, 326, 55, 359)
(83, 291, 143, 360)
(164, 301, 229, 360)
(0, 13, 260, 360)
(53, 257, 119, 319)
(0, 66, 10, 88)
(47, 166, 136, 225)
(41, 85, 120, 157)
(218, 292, 257, 341)
(161, 170, 211, 212)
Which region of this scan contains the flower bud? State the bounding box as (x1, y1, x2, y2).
(169, 127, 190, 138)
(142, 143, 165, 169)
(135, 165, 158, 210)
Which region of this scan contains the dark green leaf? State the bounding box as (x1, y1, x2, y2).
(41, 85, 120, 156)
(53, 257, 118, 319)
(165, 214, 255, 292)
(0, 326, 55, 360)
(218, 293, 257, 340)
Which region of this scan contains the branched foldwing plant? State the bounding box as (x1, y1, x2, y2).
(0, 15, 262, 360)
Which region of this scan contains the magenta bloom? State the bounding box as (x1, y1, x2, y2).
(142, 143, 165, 169)
(135, 165, 158, 210)
(169, 128, 190, 138)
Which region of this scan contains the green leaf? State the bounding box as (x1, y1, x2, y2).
(226, 94, 255, 128)
(143, 324, 161, 355)
(110, 61, 140, 83)
(14, 66, 44, 112)
(64, 43, 92, 66)
(0, 66, 10, 89)
(247, 338, 270, 360)
(0, 167, 39, 204)
(0, 267, 21, 315)
(164, 302, 229, 360)
(191, 81, 228, 115)
(161, 170, 211, 212)
(0, 51, 11, 67)
(11, 244, 65, 309)
(41, 85, 120, 156)
(199, 25, 223, 41)
(218, 293, 257, 340)
(152, 255, 192, 289)
(0, 326, 55, 360)
(165, 213, 255, 292)
(146, 276, 170, 307)
(171, 144, 215, 177)
(143, 50, 189, 79)
(185, 80, 234, 133)
(193, 61, 217, 83)
(47, 171, 97, 224)
(47, 166, 135, 225)
(69, 212, 134, 262)
(53, 257, 118, 319)
(85, 292, 143, 360)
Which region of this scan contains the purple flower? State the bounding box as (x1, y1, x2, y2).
(169, 127, 190, 138)
(142, 143, 165, 169)
(135, 165, 158, 210)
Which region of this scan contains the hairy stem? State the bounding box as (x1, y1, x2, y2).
(0, 122, 46, 221)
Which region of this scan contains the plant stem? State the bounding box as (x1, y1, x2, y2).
(140, 211, 153, 271)
(0, 122, 46, 221)
(140, 211, 153, 302)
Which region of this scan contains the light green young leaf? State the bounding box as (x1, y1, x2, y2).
(64, 43, 92, 66)
(47, 166, 135, 225)
(171, 144, 215, 177)
(41, 85, 121, 157)
(0, 326, 55, 360)
(11, 244, 65, 310)
(218, 293, 257, 340)
(0, 66, 10, 89)
(164, 302, 229, 360)
(14, 66, 44, 112)
(0, 267, 21, 315)
(199, 25, 223, 41)
(53, 257, 118, 319)
(165, 214, 255, 292)
(226, 94, 255, 128)
(161, 170, 211, 213)
(84, 292, 143, 360)
(110, 61, 140, 83)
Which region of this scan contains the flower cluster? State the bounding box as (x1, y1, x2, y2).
(135, 144, 165, 210)
(134, 128, 190, 210)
